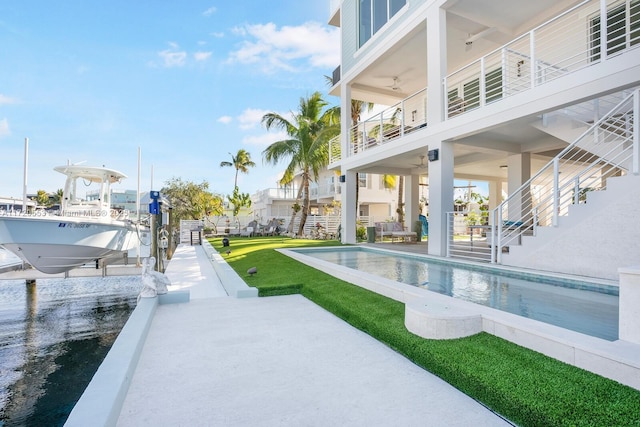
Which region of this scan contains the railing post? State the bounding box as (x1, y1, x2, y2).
(552, 157, 560, 226)
(529, 31, 536, 87)
(501, 47, 507, 96)
(400, 98, 405, 136)
(532, 207, 538, 237)
(479, 57, 486, 107)
(573, 176, 581, 204)
(496, 209, 504, 264)
(600, 0, 608, 62)
(443, 77, 449, 120)
(634, 90, 639, 175)
(446, 212, 451, 257)
(490, 208, 497, 264)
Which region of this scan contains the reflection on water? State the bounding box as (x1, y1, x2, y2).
(0, 275, 141, 426)
(301, 248, 619, 341)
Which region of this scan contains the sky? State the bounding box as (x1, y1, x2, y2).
(0, 1, 339, 199)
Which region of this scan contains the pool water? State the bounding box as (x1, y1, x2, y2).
(297, 247, 619, 341)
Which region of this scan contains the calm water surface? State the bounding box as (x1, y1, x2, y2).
(298, 248, 619, 341)
(0, 274, 141, 426)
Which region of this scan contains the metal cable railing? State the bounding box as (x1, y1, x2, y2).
(446, 212, 492, 262)
(346, 88, 427, 156)
(491, 89, 639, 263)
(445, 0, 640, 119)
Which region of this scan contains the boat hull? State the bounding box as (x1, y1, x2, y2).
(0, 215, 144, 274)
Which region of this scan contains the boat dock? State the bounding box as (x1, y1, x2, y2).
(65, 241, 512, 426)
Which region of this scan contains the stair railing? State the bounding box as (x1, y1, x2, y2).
(491, 89, 639, 264)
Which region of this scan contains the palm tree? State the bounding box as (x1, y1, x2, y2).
(52, 188, 64, 205)
(262, 91, 340, 236)
(219, 149, 256, 190)
(324, 75, 374, 221)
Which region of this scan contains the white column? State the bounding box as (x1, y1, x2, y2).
(427, 141, 454, 256)
(507, 153, 531, 221)
(404, 174, 420, 233)
(341, 84, 352, 157)
(341, 170, 357, 244)
(488, 180, 502, 224)
(426, 6, 446, 125)
(339, 83, 356, 244)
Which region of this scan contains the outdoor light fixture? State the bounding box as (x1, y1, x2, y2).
(428, 149, 439, 162)
(339, 175, 346, 183)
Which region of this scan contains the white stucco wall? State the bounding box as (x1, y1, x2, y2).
(503, 174, 640, 281)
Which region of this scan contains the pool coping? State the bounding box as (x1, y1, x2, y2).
(278, 246, 640, 391)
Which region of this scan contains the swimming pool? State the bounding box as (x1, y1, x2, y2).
(293, 247, 619, 341)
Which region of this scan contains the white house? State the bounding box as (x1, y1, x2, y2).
(328, 0, 640, 281)
(251, 168, 401, 233)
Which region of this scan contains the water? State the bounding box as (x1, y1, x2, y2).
(0, 275, 141, 426)
(297, 247, 619, 341)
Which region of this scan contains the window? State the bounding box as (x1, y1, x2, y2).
(447, 68, 502, 117)
(359, 0, 406, 46)
(463, 79, 480, 110)
(591, 0, 640, 61)
(358, 173, 368, 188)
(485, 68, 503, 103)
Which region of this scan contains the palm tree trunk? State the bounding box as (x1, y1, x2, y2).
(287, 184, 304, 234)
(298, 172, 310, 236)
(397, 176, 405, 226)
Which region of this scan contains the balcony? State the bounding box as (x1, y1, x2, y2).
(254, 187, 298, 203)
(310, 182, 341, 200)
(330, 0, 640, 164)
(445, 0, 639, 118)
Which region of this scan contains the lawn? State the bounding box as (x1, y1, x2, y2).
(210, 236, 640, 427)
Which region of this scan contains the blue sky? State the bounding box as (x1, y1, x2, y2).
(0, 1, 339, 198)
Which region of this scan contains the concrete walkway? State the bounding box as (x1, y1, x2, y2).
(116, 244, 512, 426)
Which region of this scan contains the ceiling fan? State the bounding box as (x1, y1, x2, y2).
(386, 76, 402, 91)
(412, 155, 428, 168)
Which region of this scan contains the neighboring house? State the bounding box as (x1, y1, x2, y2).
(328, 0, 640, 280)
(251, 168, 400, 230)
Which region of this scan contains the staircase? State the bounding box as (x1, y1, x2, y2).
(491, 89, 640, 281)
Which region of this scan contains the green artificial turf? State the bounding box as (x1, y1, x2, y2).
(211, 236, 640, 427)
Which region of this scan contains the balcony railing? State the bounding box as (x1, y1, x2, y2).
(330, 0, 639, 164)
(254, 187, 298, 202)
(310, 182, 341, 199)
(445, 0, 640, 118)
(342, 88, 427, 157)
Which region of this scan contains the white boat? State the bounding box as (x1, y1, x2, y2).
(0, 165, 148, 274)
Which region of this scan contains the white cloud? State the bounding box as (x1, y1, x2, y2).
(210, 32, 224, 38)
(203, 6, 217, 17)
(0, 94, 17, 105)
(237, 108, 270, 130)
(217, 115, 232, 124)
(228, 22, 339, 73)
(194, 51, 212, 61)
(242, 131, 287, 147)
(158, 42, 187, 67)
(0, 118, 10, 138)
